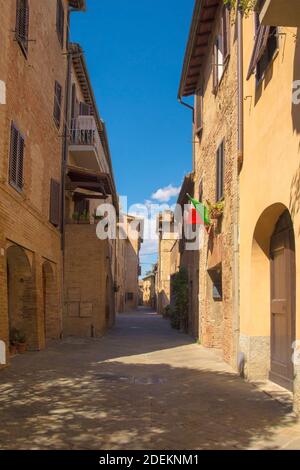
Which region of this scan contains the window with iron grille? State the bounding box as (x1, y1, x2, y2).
(9, 122, 25, 192)
(54, 81, 62, 128)
(56, 0, 65, 48)
(49, 179, 61, 227)
(216, 141, 224, 202)
(15, 0, 29, 57)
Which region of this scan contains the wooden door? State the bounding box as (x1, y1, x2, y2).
(270, 211, 295, 391)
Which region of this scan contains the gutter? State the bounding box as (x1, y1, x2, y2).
(237, 3, 244, 171)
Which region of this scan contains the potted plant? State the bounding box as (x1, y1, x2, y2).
(93, 209, 103, 224)
(9, 329, 18, 356)
(16, 330, 27, 354)
(72, 212, 80, 223)
(223, 0, 257, 15)
(207, 199, 225, 220)
(79, 210, 90, 224)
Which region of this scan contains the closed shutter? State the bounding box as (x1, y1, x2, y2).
(16, 0, 29, 56)
(50, 179, 61, 227)
(222, 6, 230, 61)
(216, 141, 224, 202)
(9, 122, 25, 192)
(56, 0, 65, 47)
(54, 81, 62, 128)
(212, 41, 218, 93)
(79, 101, 91, 116)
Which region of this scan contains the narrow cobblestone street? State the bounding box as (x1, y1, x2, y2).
(1, 309, 300, 450)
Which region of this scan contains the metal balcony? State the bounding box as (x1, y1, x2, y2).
(69, 116, 110, 174)
(260, 0, 300, 27)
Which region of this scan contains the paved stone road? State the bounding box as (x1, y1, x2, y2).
(1, 309, 300, 450)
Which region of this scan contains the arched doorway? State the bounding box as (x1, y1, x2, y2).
(6, 245, 37, 350)
(269, 210, 295, 391)
(42, 261, 59, 342)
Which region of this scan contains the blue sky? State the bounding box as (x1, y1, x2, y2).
(71, 0, 194, 274)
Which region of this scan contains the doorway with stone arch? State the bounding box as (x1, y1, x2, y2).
(6, 245, 37, 350)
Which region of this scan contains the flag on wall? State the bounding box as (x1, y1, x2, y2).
(187, 194, 210, 226)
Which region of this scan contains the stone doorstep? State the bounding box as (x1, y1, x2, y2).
(250, 379, 294, 408)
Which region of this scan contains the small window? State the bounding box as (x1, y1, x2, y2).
(54, 81, 62, 128)
(79, 101, 92, 116)
(126, 293, 134, 301)
(50, 179, 61, 227)
(213, 6, 230, 92)
(195, 89, 203, 134)
(56, 0, 65, 48)
(216, 141, 224, 202)
(15, 0, 29, 57)
(9, 122, 25, 192)
(209, 268, 222, 301)
(199, 179, 203, 203)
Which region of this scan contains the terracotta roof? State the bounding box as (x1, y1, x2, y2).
(177, 173, 195, 206)
(178, 0, 220, 99)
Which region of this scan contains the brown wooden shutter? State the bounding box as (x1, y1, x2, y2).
(56, 0, 65, 47)
(222, 6, 230, 61)
(50, 179, 61, 227)
(79, 101, 91, 116)
(246, 25, 271, 80)
(216, 141, 224, 202)
(212, 41, 218, 93)
(195, 89, 203, 132)
(54, 81, 62, 128)
(16, 0, 29, 55)
(9, 122, 25, 192)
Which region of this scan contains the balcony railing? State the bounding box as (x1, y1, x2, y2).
(69, 115, 109, 173)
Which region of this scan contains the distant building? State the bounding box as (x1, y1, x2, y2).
(142, 273, 156, 308)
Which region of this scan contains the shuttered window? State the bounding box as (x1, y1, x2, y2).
(195, 89, 203, 133)
(79, 101, 91, 116)
(199, 179, 203, 203)
(247, 14, 278, 81)
(9, 122, 25, 192)
(15, 0, 29, 56)
(213, 6, 230, 93)
(53, 81, 62, 128)
(56, 0, 65, 48)
(50, 179, 61, 227)
(216, 141, 224, 202)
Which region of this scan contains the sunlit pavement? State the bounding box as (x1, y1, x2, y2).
(0, 308, 300, 450)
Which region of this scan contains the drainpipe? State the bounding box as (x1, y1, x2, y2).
(178, 98, 196, 176)
(59, 10, 72, 338)
(233, 2, 244, 371)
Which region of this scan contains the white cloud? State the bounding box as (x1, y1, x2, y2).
(151, 184, 181, 203)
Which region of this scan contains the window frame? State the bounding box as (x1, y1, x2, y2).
(15, 0, 29, 58)
(195, 88, 203, 136)
(53, 81, 62, 129)
(216, 140, 224, 203)
(212, 5, 230, 94)
(56, 0, 65, 48)
(9, 122, 25, 193)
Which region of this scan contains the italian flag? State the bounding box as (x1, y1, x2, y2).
(187, 194, 210, 226)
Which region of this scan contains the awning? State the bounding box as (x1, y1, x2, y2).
(66, 165, 114, 196)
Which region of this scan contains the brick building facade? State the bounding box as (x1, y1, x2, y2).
(0, 0, 85, 366)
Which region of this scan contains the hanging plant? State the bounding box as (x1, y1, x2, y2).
(223, 0, 257, 15)
(206, 199, 225, 220)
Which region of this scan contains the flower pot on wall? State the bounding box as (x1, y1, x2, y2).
(16, 342, 27, 354)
